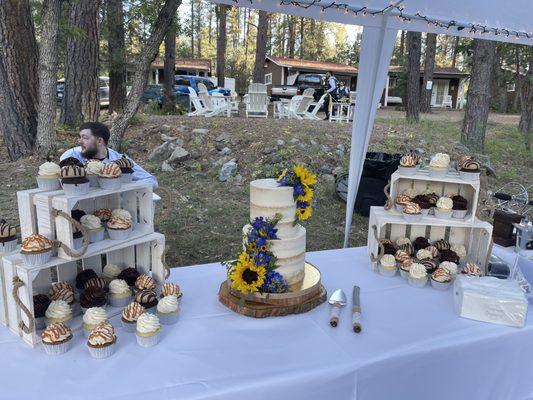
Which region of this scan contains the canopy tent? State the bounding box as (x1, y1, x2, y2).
(209, 0, 533, 247)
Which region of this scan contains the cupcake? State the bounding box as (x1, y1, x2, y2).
(398, 152, 420, 175)
(397, 242, 414, 256)
(109, 279, 132, 308)
(157, 295, 180, 325)
(399, 258, 414, 279)
(416, 248, 432, 261)
(419, 259, 438, 274)
(433, 239, 451, 252)
(379, 240, 396, 255)
(114, 157, 134, 183)
(412, 194, 431, 217)
(98, 163, 122, 190)
(118, 267, 140, 287)
(71, 227, 85, 250)
(82, 307, 108, 337)
(451, 195, 468, 219)
(42, 323, 73, 355)
(439, 249, 460, 264)
(121, 302, 145, 332)
(440, 261, 458, 276)
(459, 156, 481, 181)
(84, 277, 108, 293)
(102, 263, 121, 284)
(378, 254, 397, 277)
(111, 209, 132, 222)
(45, 300, 72, 327)
(430, 268, 453, 290)
(20, 234, 54, 266)
(462, 262, 482, 277)
(94, 208, 112, 227)
(135, 289, 158, 312)
(426, 192, 439, 215)
(413, 237, 430, 252)
(76, 269, 98, 291)
(395, 249, 411, 263)
(71, 209, 86, 222)
(0, 221, 18, 252)
(80, 287, 107, 312)
(59, 157, 83, 168)
(429, 153, 450, 177)
(80, 214, 104, 243)
(134, 274, 156, 294)
(425, 245, 439, 258)
(395, 194, 412, 213)
(161, 283, 182, 299)
(49, 281, 75, 298)
(136, 313, 161, 348)
(50, 286, 79, 316)
(402, 201, 422, 222)
(451, 244, 467, 265)
(37, 161, 61, 190)
(60, 165, 90, 195)
(85, 159, 104, 187)
(408, 263, 428, 288)
(435, 196, 453, 219)
(87, 322, 116, 358)
(33, 294, 51, 330)
(107, 215, 132, 240)
(395, 237, 411, 247)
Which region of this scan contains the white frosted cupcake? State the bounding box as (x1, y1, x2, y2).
(121, 302, 145, 332)
(80, 214, 105, 243)
(157, 295, 180, 325)
(440, 261, 458, 276)
(378, 254, 397, 277)
(434, 197, 453, 219)
(408, 263, 428, 288)
(82, 307, 108, 337)
(37, 161, 61, 190)
(136, 313, 161, 347)
(106, 215, 132, 240)
(42, 323, 73, 355)
(102, 263, 121, 284)
(109, 279, 132, 308)
(50, 286, 79, 316)
(98, 163, 122, 190)
(85, 159, 104, 187)
(87, 322, 117, 358)
(395, 237, 411, 247)
(416, 248, 432, 261)
(429, 153, 450, 177)
(45, 300, 72, 327)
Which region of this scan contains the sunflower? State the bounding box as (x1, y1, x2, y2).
(246, 242, 257, 252)
(296, 206, 313, 221)
(230, 252, 266, 293)
(297, 185, 314, 203)
(293, 165, 317, 187)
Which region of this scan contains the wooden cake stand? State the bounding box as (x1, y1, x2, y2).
(218, 262, 327, 318)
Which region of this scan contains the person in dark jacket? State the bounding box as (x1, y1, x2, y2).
(324, 71, 338, 120)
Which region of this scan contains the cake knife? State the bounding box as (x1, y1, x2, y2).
(352, 285, 362, 333)
(328, 289, 346, 327)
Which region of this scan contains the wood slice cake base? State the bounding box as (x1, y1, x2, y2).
(219, 262, 327, 318)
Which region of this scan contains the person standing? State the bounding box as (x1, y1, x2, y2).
(324, 71, 338, 120)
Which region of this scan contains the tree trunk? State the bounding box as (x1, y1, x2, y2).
(299, 17, 304, 59)
(190, 0, 194, 58)
(405, 31, 421, 123)
(461, 39, 496, 153)
(513, 47, 521, 111)
(399, 31, 405, 65)
(490, 45, 507, 113)
(208, 4, 213, 45)
(216, 4, 227, 88)
(0, 0, 38, 160)
(196, 0, 202, 57)
(60, 0, 101, 126)
(162, 16, 176, 113)
(420, 33, 436, 113)
(36, 0, 61, 154)
(288, 16, 295, 59)
(451, 36, 460, 68)
(519, 48, 533, 151)
(109, 0, 181, 149)
(253, 10, 268, 83)
(107, 0, 126, 114)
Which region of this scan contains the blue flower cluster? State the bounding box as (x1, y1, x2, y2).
(261, 270, 289, 293)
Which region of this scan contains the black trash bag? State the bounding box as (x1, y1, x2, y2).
(335, 152, 401, 217)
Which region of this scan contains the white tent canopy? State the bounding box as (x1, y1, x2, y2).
(210, 0, 533, 247)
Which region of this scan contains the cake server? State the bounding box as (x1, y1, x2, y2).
(352, 285, 362, 333)
(328, 289, 346, 327)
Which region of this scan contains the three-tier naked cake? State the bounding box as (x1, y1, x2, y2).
(243, 178, 306, 285)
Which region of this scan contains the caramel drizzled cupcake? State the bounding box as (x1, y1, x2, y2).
(395, 194, 412, 213)
(122, 302, 145, 332)
(42, 322, 73, 355)
(87, 322, 117, 358)
(85, 159, 104, 187)
(430, 267, 453, 290)
(98, 163, 122, 190)
(135, 274, 156, 293)
(107, 215, 132, 240)
(459, 156, 481, 181)
(161, 283, 181, 298)
(114, 157, 134, 183)
(462, 262, 482, 277)
(60, 165, 90, 196)
(94, 208, 112, 225)
(20, 234, 54, 266)
(398, 152, 420, 175)
(0, 221, 18, 252)
(397, 242, 414, 256)
(403, 201, 422, 222)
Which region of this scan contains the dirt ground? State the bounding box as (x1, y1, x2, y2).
(0, 107, 531, 267)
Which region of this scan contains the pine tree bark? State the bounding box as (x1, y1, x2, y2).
(405, 31, 421, 123)
(420, 33, 436, 113)
(107, 0, 126, 114)
(299, 17, 304, 59)
(461, 39, 496, 153)
(60, 0, 101, 126)
(36, 0, 61, 154)
(162, 17, 176, 113)
(216, 4, 227, 88)
(253, 10, 268, 83)
(399, 31, 405, 65)
(190, 0, 194, 58)
(0, 0, 38, 160)
(109, 0, 181, 149)
(451, 36, 460, 68)
(288, 16, 295, 59)
(519, 48, 533, 151)
(490, 45, 507, 113)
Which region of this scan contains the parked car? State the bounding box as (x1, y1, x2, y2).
(142, 84, 164, 105)
(271, 73, 326, 101)
(57, 76, 110, 107)
(174, 75, 231, 96)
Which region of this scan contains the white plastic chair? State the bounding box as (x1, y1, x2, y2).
(289, 88, 315, 119)
(304, 93, 327, 120)
(442, 95, 453, 109)
(244, 83, 269, 118)
(197, 83, 229, 117)
(187, 87, 207, 116)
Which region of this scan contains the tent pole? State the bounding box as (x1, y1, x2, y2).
(343, 19, 398, 248)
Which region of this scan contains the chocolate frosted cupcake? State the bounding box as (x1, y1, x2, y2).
(59, 157, 83, 168)
(60, 165, 90, 195)
(0, 221, 17, 252)
(33, 294, 51, 330)
(412, 194, 431, 216)
(413, 237, 430, 251)
(80, 287, 107, 311)
(379, 240, 396, 255)
(397, 242, 414, 256)
(76, 269, 98, 291)
(114, 157, 134, 183)
(439, 249, 460, 264)
(459, 156, 481, 181)
(71, 209, 86, 222)
(451, 195, 468, 219)
(94, 208, 112, 225)
(118, 267, 140, 287)
(135, 289, 158, 312)
(433, 239, 451, 252)
(420, 259, 438, 274)
(84, 277, 108, 292)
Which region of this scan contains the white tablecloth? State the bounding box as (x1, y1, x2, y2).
(2, 246, 533, 400)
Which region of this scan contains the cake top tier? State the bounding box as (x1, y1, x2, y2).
(250, 179, 295, 208)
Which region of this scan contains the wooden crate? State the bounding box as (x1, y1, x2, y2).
(389, 169, 480, 222)
(0, 232, 166, 347)
(30, 181, 154, 260)
(0, 246, 20, 327)
(367, 206, 493, 271)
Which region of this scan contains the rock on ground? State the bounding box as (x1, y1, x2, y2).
(219, 160, 237, 182)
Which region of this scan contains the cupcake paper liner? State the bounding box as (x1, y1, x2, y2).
(428, 168, 448, 178)
(157, 310, 179, 325)
(452, 209, 468, 219)
(378, 265, 397, 277)
(62, 181, 90, 196)
(434, 209, 453, 220)
(120, 173, 134, 184)
(72, 237, 84, 250)
(109, 294, 132, 308)
(459, 170, 480, 181)
(43, 339, 71, 356)
(0, 238, 18, 253)
(428, 207, 435, 215)
(88, 342, 116, 359)
(121, 319, 137, 332)
(420, 208, 430, 217)
(408, 276, 428, 288)
(395, 204, 405, 213)
(21, 250, 52, 267)
(37, 176, 61, 191)
(430, 278, 452, 290)
(98, 177, 122, 190)
(403, 213, 423, 223)
(87, 174, 100, 188)
(34, 316, 47, 331)
(46, 316, 72, 328)
(88, 228, 105, 243)
(136, 331, 161, 348)
(107, 227, 132, 241)
(399, 269, 410, 279)
(397, 165, 419, 176)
